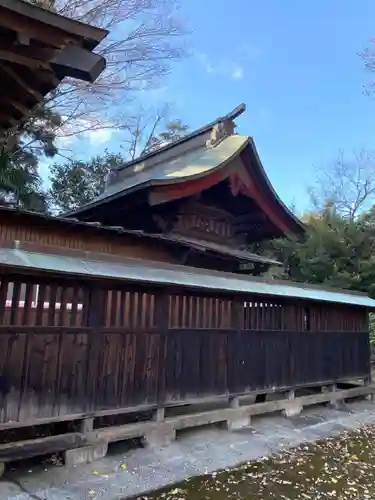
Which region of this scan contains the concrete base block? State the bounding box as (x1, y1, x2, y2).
(64, 442, 108, 467)
(328, 399, 346, 410)
(153, 408, 165, 422)
(282, 403, 303, 418)
(229, 397, 240, 409)
(224, 415, 251, 431)
(143, 428, 176, 449)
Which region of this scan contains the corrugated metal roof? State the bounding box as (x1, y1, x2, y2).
(1, 247, 374, 309)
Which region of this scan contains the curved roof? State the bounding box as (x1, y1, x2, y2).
(69, 104, 305, 239)
(92, 135, 249, 204)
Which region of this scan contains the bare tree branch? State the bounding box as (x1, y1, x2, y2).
(360, 37, 375, 96)
(309, 149, 375, 219)
(26, 0, 188, 138)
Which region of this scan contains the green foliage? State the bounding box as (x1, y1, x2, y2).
(48, 152, 123, 213)
(146, 120, 189, 152)
(48, 119, 189, 213)
(260, 205, 375, 297)
(255, 203, 375, 343)
(0, 105, 61, 212)
(369, 313, 375, 348)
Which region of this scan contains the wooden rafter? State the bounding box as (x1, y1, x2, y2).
(7, 99, 31, 117)
(0, 8, 77, 49)
(0, 113, 17, 126)
(0, 0, 108, 134)
(0, 63, 43, 102)
(0, 0, 108, 50)
(0, 49, 51, 70)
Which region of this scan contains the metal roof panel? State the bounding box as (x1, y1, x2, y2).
(1, 248, 374, 309)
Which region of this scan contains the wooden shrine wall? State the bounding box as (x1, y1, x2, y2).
(0, 219, 177, 265)
(0, 273, 370, 428)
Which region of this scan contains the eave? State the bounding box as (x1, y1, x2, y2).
(0, 0, 108, 134)
(70, 133, 305, 241)
(1, 242, 374, 309)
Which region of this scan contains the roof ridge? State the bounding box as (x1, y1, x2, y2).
(115, 103, 246, 172)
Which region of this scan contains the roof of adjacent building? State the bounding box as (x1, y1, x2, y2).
(1, 243, 375, 309)
(0, 0, 108, 132)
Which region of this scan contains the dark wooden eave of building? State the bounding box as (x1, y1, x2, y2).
(0, 0, 108, 135)
(0, 206, 282, 274)
(68, 104, 306, 244)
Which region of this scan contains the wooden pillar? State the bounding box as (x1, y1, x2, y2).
(228, 296, 244, 396)
(155, 287, 169, 405)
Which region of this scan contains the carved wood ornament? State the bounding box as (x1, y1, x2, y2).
(154, 201, 237, 245)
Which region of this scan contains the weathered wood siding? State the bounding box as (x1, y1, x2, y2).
(0, 274, 370, 427)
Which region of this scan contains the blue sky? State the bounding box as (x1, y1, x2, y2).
(58, 0, 375, 213)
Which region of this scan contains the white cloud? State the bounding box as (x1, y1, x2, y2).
(55, 118, 116, 148)
(196, 53, 244, 81)
(86, 129, 114, 144)
(232, 67, 244, 80)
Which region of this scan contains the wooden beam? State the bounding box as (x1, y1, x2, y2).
(51, 45, 106, 83)
(16, 32, 30, 46)
(0, 49, 51, 70)
(233, 212, 268, 226)
(7, 99, 31, 116)
(0, 432, 87, 462)
(0, 0, 108, 49)
(1, 63, 43, 102)
(0, 8, 75, 49)
(0, 113, 17, 126)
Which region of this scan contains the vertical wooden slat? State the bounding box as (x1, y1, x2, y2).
(118, 289, 126, 327)
(58, 286, 68, 326)
(48, 284, 58, 326)
(86, 285, 107, 412)
(70, 286, 79, 327)
(10, 280, 22, 325)
(35, 284, 47, 326)
(109, 289, 118, 328)
(23, 282, 34, 326)
(156, 288, 169, 403)
(0, 278, 9, 324)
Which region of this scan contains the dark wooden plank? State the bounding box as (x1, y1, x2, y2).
(0, 432, 87, 462)
(155, 289, 169, 404)
(35, 284, 47, 326)
(0, 332, 26, 423)
(70, 286, 79, 327)
(57, 330, 90, 416)
(85, 286, 107, 412)
(9, 280, 22, 325)
(23, 282, 35, 326)
(47, 284, 58, 326)
(0, 278, 9, 324)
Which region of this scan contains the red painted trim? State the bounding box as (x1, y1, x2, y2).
(229, 169, 293, 236)
(149, 170, 227, 205)
(149, 149, 298, 237)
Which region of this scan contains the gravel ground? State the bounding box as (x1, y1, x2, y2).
(1, 400, 375, 500)
(141, 421, 375, 500)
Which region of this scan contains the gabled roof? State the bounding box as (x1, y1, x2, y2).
(0, 0, 108, 133)
(69, 104, 305, 240)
